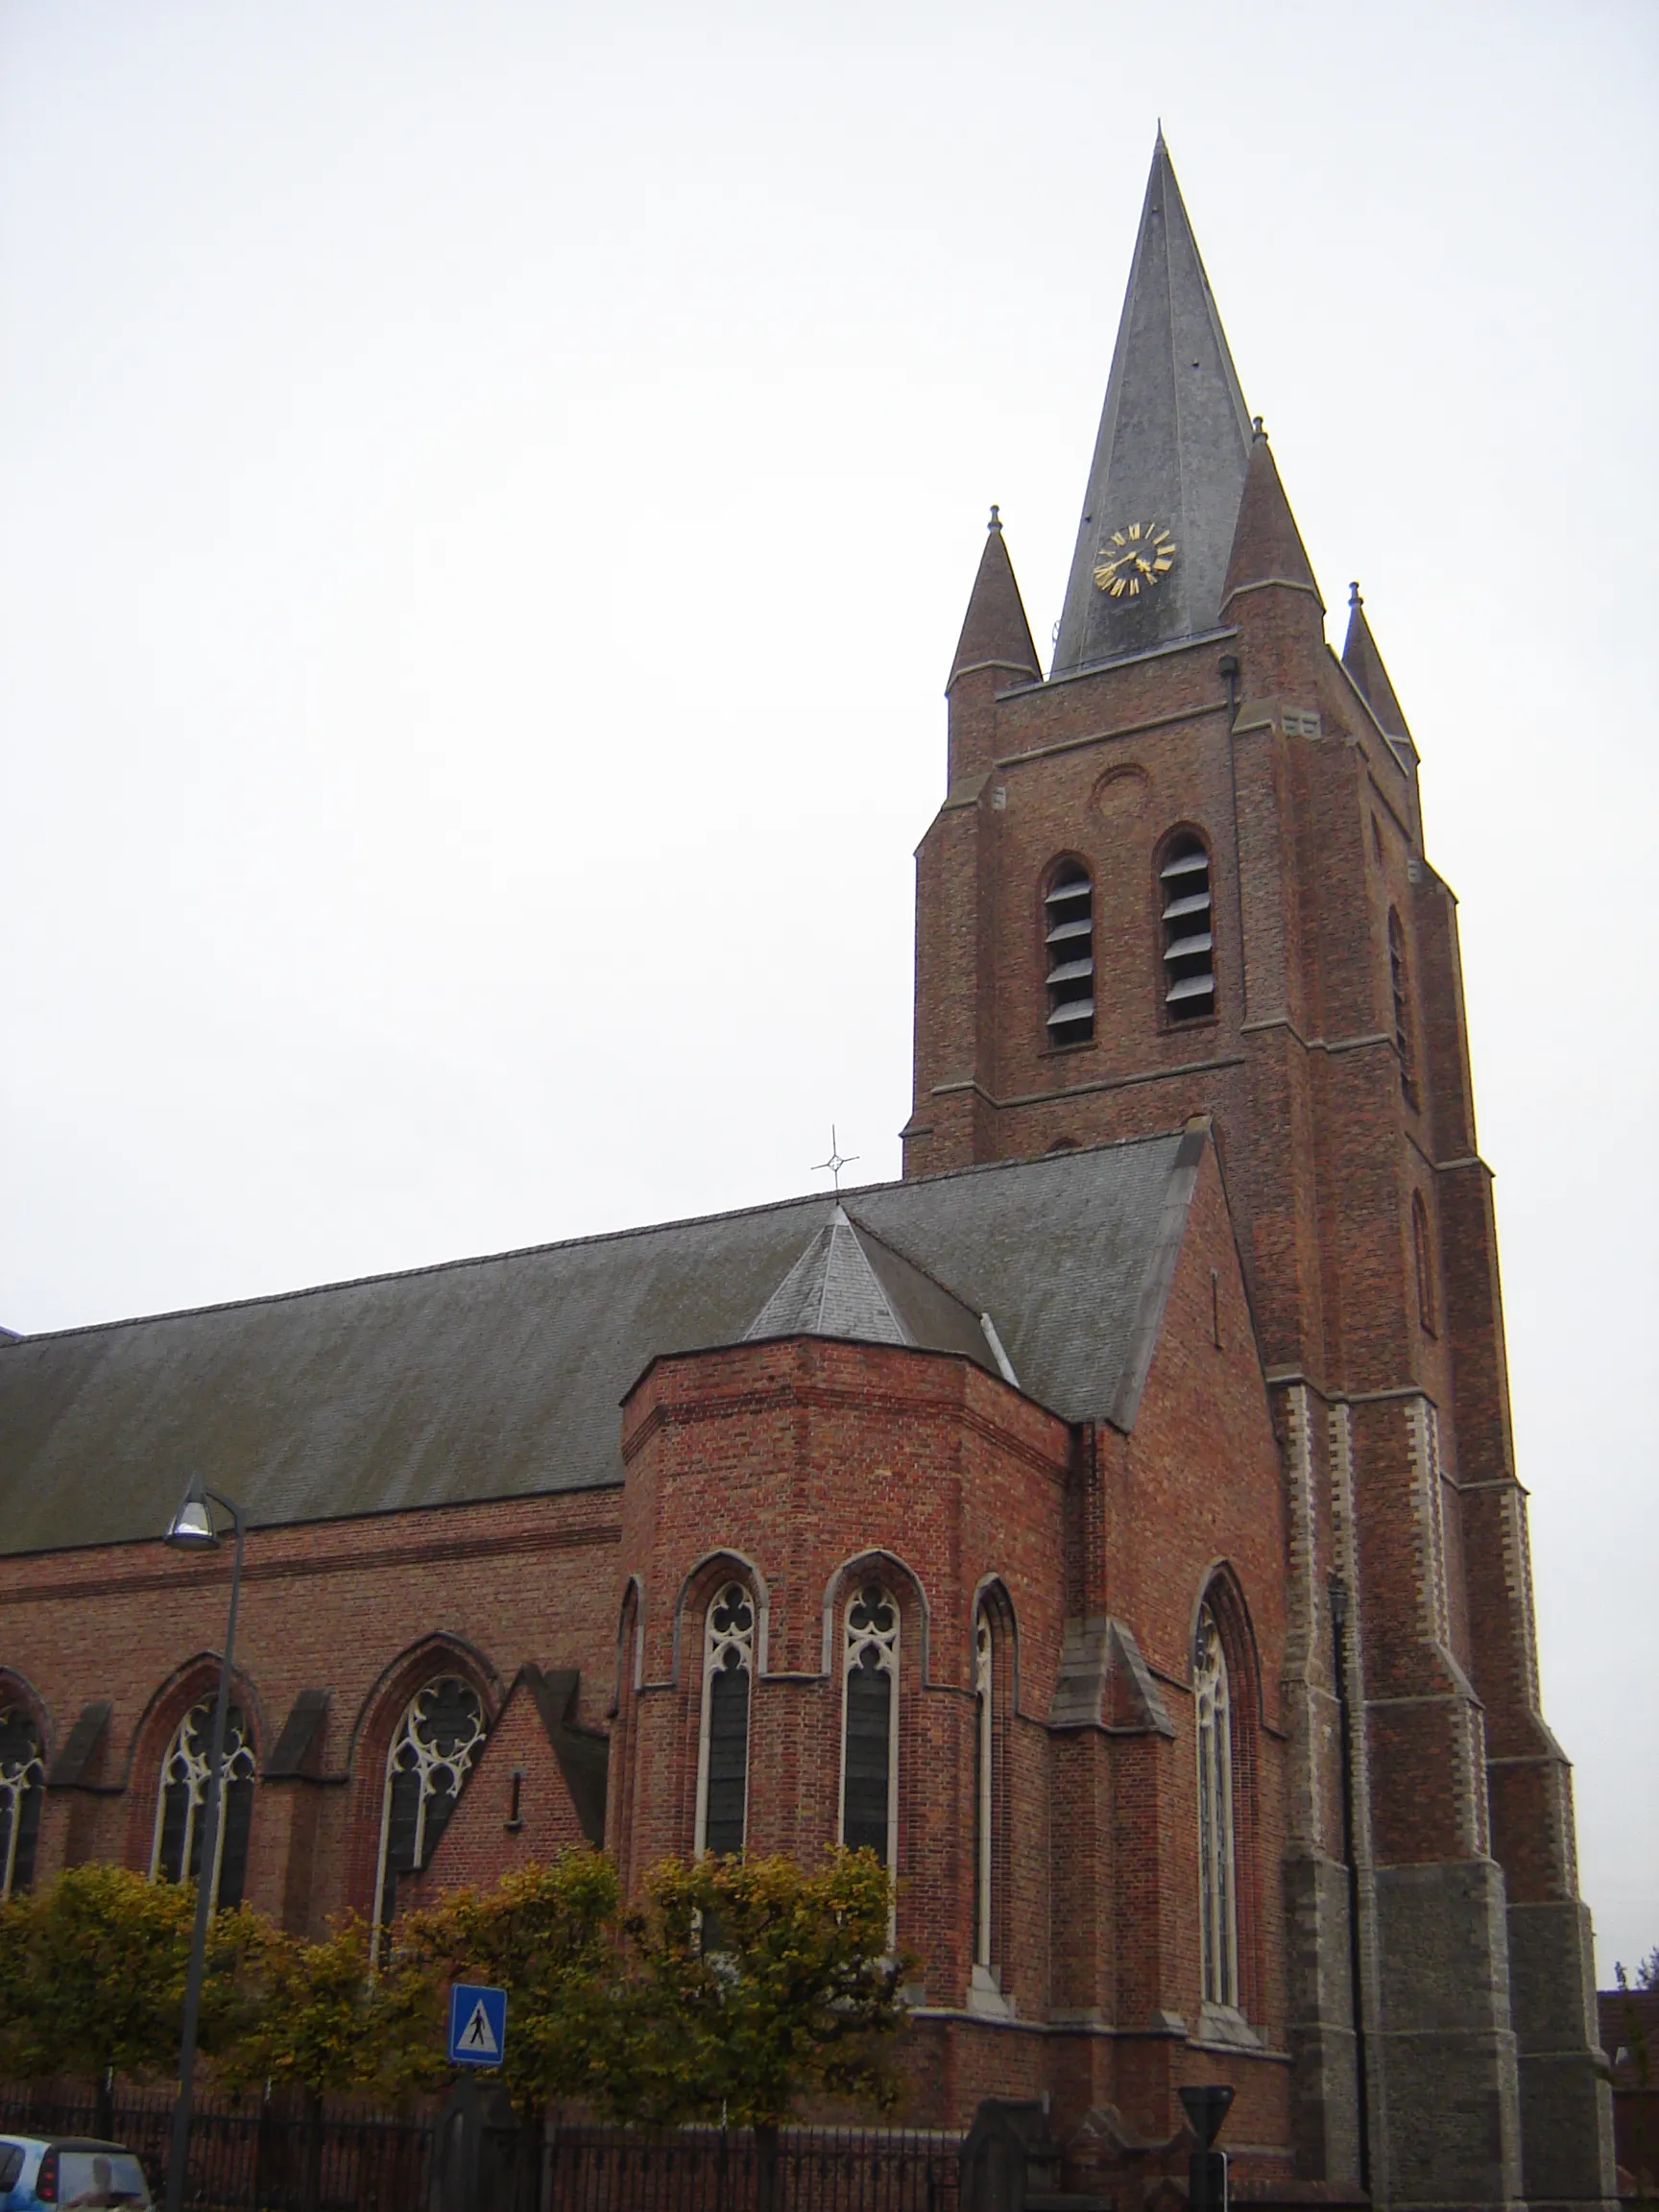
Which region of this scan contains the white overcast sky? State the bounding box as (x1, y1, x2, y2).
(2, 1, 1654, 1978)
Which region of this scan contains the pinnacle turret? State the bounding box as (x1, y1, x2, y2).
(947, 507, 1042, 694)
(1341, 583, 1412, 741)
(1219, 421, 1322, 614)
(1051, 133, 1253, 677)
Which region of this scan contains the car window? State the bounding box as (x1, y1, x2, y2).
(0, 2143, 24, 2189)
(57, 2150, 152, 2206)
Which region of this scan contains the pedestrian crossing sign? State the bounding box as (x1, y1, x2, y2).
(447, 1982, 508, 2067)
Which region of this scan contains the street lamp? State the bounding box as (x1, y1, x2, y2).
(160, 1477, 246, 2212)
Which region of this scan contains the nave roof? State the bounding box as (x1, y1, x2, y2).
(0, 1129, 1201, 1555)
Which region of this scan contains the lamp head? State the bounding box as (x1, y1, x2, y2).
(164, 1477, 219, 1551)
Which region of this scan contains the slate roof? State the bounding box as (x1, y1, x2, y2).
(742, 1207, 997, 1370)
(0, 1130, 1199, 1557)
(1050, 132, 1253, 678)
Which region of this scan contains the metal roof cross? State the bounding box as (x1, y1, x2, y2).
(811, 1126, 858, 1195)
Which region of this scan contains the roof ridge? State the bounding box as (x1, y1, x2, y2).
(3, 1127, 1190, 1349)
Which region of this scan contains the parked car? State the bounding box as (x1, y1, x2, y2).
(0, 2139, 153, 2209)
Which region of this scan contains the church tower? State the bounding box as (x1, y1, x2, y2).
(905, 134, 1613, 2212)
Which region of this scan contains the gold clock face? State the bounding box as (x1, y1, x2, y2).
(1093, 521, 1177, 597)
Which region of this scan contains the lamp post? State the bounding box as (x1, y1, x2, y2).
(160, 1477, 246, 2212)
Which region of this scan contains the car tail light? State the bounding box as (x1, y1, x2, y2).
(36, 2146, 58, 2201)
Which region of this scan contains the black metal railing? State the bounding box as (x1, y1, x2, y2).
(0, 2094, 430, 2211)
(541, 2125, 962, 2212)
(0, 2095, 961, 2212)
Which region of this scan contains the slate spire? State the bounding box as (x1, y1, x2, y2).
(947, 507, 1043, 693)
(1341, 582, 1412, 741)
(1051, 133, 1253, 677)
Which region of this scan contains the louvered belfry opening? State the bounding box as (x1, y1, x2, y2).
(1161, 835, 1215, 1020)
(1044, 864, 1095, 1045)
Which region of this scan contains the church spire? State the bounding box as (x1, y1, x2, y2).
(948, 506, 1042, 693)
(1051, 133, 1253, 678)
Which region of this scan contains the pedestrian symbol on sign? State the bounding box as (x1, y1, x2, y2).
(446, 1982, 508, 2068)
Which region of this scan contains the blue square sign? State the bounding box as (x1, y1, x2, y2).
(447, 1982, 508, 2067)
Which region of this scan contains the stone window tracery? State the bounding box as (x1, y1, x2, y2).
(697, 1583, 755, 1858)
(841, 1584, 899, 1869)
(374, 1675, 487, 1942)
(1194, 1605, 1238, 2009)
(0, 1706, 44, 1900)
(150, 1699, 257, 1910)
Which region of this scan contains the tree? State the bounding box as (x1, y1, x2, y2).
(208, 1914, 445, 2212)
(615, 1850, 911, 2208)
(0, 1864, 266, 2133)
(397, 1851, 625, 2122)
(209, 1912, 445, 2105)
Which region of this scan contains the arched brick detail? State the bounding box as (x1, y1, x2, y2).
(0, 1668, 51, 1764)
(1191, 1563, 1265, 2027)
(673, 1549, 771, 1683)
(121, 1653, 263, 1875)
(343, 1633, 501, 1919)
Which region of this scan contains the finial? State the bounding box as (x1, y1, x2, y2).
(988, 504, 1002, 533)
(1251, 415, 1266, 440)
(811, 1125, 859, 1196)
(1349, 580, 1362, 608)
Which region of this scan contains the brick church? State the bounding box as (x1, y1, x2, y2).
(0, 136, 1615, 2211)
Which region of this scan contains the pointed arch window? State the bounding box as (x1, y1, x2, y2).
(374, 1676, 487, 1942)
(697, 1583, 755, 1858)
(1161, 834, 1215, 1020)
(1194, 1605, 1238, 2008)
(151, 1700, 257, 1910)
(1044, 864, 1094, 1045)
(0, 1706, 44, 1900)
(1388, 909, 1417, 1105)
(841, 1585, 899, 1869)
(973, 1610, 994, 1967)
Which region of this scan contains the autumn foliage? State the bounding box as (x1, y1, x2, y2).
(0, 1848, 909, 2130)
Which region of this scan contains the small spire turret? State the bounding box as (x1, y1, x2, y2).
(947, 513, 1042, 694)
(1341, 584, 1413, 742)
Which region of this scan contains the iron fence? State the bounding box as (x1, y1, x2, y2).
(0, 2094, 429, 2210)
(0, 2095, 962, 2212)
(541, 2124, 961, 2211)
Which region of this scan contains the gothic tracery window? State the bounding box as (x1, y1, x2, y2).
(374, 1676, 487, 1940)
(0, 1706, 44, 1900)
(973, 1610, 993, 1967)
(1044, 864, 1095, 1045)
(151, 1700, 256, 1910)
(697, 1582, 755, 1858)
(1194, 1605, 1238, 2009)
(1161, 833, 1215, 1020)
(841, 1585, 899, 1868)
